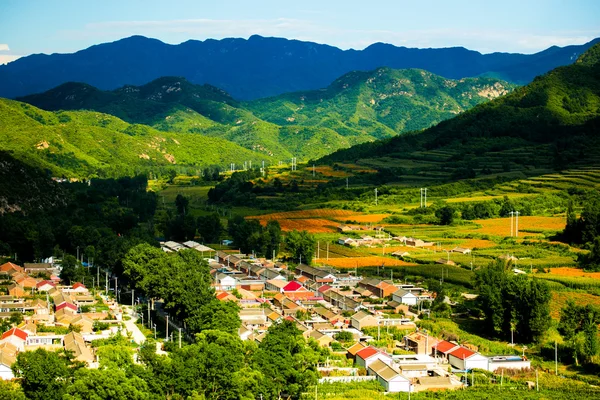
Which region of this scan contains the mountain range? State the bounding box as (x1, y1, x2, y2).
(1, 35, 598, 100)
(319, 44, 600, 183)
(12, 68, 514, 173)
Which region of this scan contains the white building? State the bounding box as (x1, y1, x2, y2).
(392, 288, 418, 306)
(448, 347, 489, 371)
(368, 359, 411, 392)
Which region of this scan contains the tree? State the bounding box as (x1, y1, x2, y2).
(64, 368, 150, 400)
(498, 196, 514, 217)
(284, 230, 316, 264)
(60, 254, 87, 285)
(435, 205, 455, 225)
(0, 380, 26, 400)
(334, 331, 354, 342)
(253, 321, 318, 399)
(197, 213, 223, 243)
(578, 237, 600, 271)
(476, 260, 551, 342)
(175, 194, 189, 215)
(264, 220, 282, 259)
(12, 349, 77, 400)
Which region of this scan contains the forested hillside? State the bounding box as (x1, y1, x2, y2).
(318, 44, 600, 181)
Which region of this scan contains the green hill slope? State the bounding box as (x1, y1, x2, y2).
(318, 44, 600, 183)
(18, 71, 514, 161)
(246, 67, 516, 138)
(0, 98, 271, 177)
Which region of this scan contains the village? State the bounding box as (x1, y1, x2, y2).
(0, 233, 534, 394)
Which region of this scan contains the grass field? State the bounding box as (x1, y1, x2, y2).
(550, 291, 600, 319)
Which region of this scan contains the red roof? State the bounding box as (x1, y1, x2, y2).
(215, 292, 231, 300)
(72, 282, 86, 289)
(434, 340, 459, 354)
(449, 346, 476, 360)
(318, 285, 331, 293)
(36, 280, 56, 289)
(356, 346, 379, 361)
(56, 302, 78, 312)
(1, 327, 28, 341)
(0, 262, 23, 272)
(282, 281, 303, 292)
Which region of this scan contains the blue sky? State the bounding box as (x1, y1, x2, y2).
(1, 0, 599, 64)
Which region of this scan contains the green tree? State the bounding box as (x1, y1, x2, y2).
(59, 254, 87, 286)
(175, 194, 189, 215)
(197, 213, 224, 243)
(64, 368, 150, 400)
(264, 220, 282, 259)
(12, 349, 77, 400)
(435, 205, 455, 225)
(284, 230, 316, 264)
(254, 320, 318, 400)
(0, 380, 26, 400)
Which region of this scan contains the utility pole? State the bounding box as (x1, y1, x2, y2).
(96, 261, 99, 290)
(131, 288, 134, 310)
(148, 301, 151, 328)
(166, 314, 169, 341)
(509, 211, 514, 237)
(114, 277, 118, 302)
(326, 243, 329, 261)
(179, 328, 182, 349)
(105, 271, 108, 294)
(515, 211, 519, 237)
(346, 177, 348, 189)
(555, 340, 558, 375)
(317, 242, 320, 260)
(375, 188, 378, 205)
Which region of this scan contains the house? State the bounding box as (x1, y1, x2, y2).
(487, 356, 531, 372)
(432, 340, 460, 360)
(435, 258, 456, 266)
(392, 288, 419, 306)
(397, 364, 428, 378)
(260, 268, 286, 281)
(36, 280, 56, 292)
(216, 292, 237, 302)
(346, 342, 367, 359)
(215, 273, 237, 291)
(448, 347, 489, 371)
(282, 281, 313, 300)
(387, 301, 410, 315)
(368, 359, 411, 392)
(7, 283, 26, 298)
(295, 264, 337, 283)
(70, 315, 94, 333)
(265, 279, 288, 292)
(350, 310, 379, 330)
(355, 346, 392, 368)
(12, 273, 38, 289)
(403, 331, 439, 355)
(358, 278, 396, 298)
(322, 288, 361, 311)
(56, 302, 78, 313)
(313, 307, 340, 324)
(64, 331, 94, 365)
(306, 330, 334, 347)
(239, 309, 267, 326)
(452, 247, 471, 254)
(25, 299, 50, 316)
(338, 237, 358, 247)
(23, 263, 54, 275)
(0, 342, 17, 380)
(238, 325, 254, 341)
(337, 225, 355, 233)
(70, 283, 88, 294)
(391, 251, 410, 259)
(0, 262, 23, 276)
(0, 328, 28, 351)
(405, 238, 434, 247)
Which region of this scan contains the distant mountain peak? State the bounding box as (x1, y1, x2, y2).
(576, 43, 600, 66)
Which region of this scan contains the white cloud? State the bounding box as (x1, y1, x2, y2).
(0, 54, 22, 65)
(0, 44, 10, 51)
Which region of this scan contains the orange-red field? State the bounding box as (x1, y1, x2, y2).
(545, 267, 600, 278)
(339, 214, 391, 223)
(319, 256, 417, 268)
(550, 291, 600, 319)
(474, 216, 565, 236)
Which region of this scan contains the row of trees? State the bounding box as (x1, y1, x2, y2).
(475, 260, 551, 343)
(122, 244, 240, 334)
(8, 320, 319, 400)
(558, 301, 600, 365)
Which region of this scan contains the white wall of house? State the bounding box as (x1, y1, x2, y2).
(449, 353, 489, 370)
(392, 292, 417, 305)
(0, 365, 13, 380)
(384, 375, 411, 392)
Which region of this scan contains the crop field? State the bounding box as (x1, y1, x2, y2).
(318, 256, 417, 269)
(272, 218, 338, 233)
(543, 267, 600, 278)
(550, 291, 600, 319)
(247, 209, 355, 220)
(460, 238, 498, 249)
(473, 216, 566, 236)
(337, 214, 391, 223)
(315, 242, 365, 258)
(310, 165, 350, 177)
